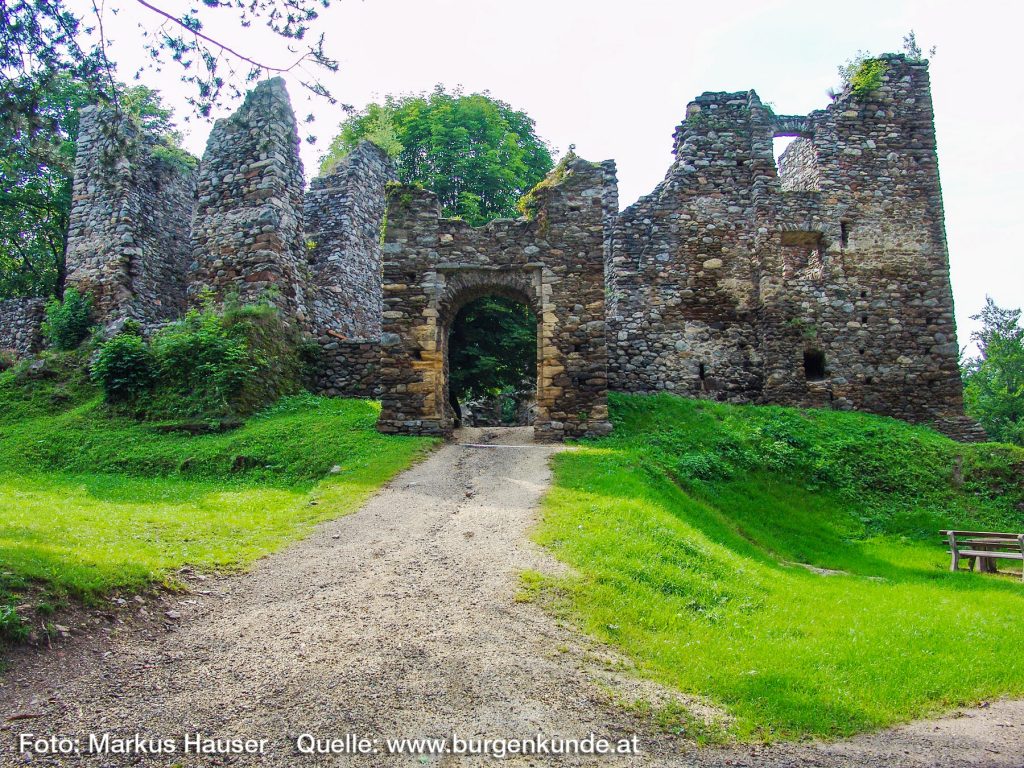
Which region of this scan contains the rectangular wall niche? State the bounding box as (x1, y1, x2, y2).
(780, 230, 824, 279)
(803, 349, 827, 381)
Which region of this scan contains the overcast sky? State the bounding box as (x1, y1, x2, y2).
(77, 0, 1022, 350)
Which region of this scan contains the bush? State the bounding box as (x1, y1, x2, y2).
(41, 287, 94, 350)
(0, 351, 16, 372)
(91, 301, 309, 421)
(91, 332, 154, 404)
(849, 58, 887, 96)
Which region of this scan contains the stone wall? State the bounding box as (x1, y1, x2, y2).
(65, 106, 195, 323)
(0, 298, 45, 356)
(189, 78, 308, 323)
(304, 142, 395, 339)
(607, 54, 969, 431)
(376, 156, 615, 440)
(50, 64, 978, 441)
(314, 339, 386, 398)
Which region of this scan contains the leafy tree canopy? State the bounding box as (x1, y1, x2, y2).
(449, 297, 536, 403)
(1, 0, 338, 132)
(962, 297, 1024, 446)
(0, 73, 187, 298)
(320, 87, 554, 226)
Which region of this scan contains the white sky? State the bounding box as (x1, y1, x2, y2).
(76, 0, 1023, 350)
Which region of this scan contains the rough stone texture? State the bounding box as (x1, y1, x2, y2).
(607, 54, 974, 437)
(304, 141, 395, 339)
(64, 106, 195, 323)
(50, 61, 980, 441)
(188, 78, 308, 323)
(313, 339, 385, 398)
(376, 156, 615, 440)
(0, 297, 45, 356)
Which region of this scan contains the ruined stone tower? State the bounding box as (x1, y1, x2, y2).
(188, 78, 308, 322)
(607, 54, 974, 436)
(63, 106, 195, 323)
(0, 57, 979, 440)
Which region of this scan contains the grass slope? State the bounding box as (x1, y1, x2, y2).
(536, 393, 1024, 741)
(0, 372, 435, 640)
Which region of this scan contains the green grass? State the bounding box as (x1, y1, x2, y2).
(0, 370, 435, 640)
(536, 393, 1024, 742)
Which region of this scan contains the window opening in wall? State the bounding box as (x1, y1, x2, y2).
(861, 315, 868, 324)
(841, 222, 850, 249)
(780, 230, 824, 279)
(774, 135, 820, 192)
(698, 362, 706, 380)
(860, 290, 867, 298)
(803, 349, 826, 381)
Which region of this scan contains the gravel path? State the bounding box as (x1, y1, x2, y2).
(1, 427, 1021, 767)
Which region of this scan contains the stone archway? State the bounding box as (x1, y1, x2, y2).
(375, 156, 616, 441)
(433, 270, 545, 432)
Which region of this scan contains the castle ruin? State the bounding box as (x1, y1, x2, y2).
(0, 55, 985, 441)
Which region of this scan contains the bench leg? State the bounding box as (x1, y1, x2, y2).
(950, 550, 960, 572)
(968, 556, 976, 572)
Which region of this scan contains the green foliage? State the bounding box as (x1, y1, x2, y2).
(536, 394, 1024, 740)
(902, 30, 936, 62)
(1, 0, 338, 130)
(516, 153, 570, 220)
(41, 286, 94, 349)
(0, 74, 190, 299)
(321, 87, 554, 226)
(962, 297, 1024, 445)
(0, 391, 435, 635)
(448, 296, 537, 402)
(91, 302, 309, 421)
(848, 58, 888, 97)
(90, 331, 154, 404)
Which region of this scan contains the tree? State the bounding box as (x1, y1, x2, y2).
(449, 296, 537, 407)
(320, 87, 554, 226)
(0, 73, 188, 298)
(962, 297, 1024, 445)
(1, 0, 338, 137)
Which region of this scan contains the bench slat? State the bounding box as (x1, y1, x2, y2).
(948, 550, 1024, 560)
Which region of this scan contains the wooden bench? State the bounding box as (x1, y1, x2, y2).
(942, 530, 1024, 581)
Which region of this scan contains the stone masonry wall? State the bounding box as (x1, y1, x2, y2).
(314, 340, 386, 398)
(304, 141, 395, 339)
(51, 64, 976, 440)
(0, 298, 45, 356)
(189, 78, 308, 324)
(376, 156, 615, 440)
(65, 106, 195, 323)
(607, 55, 970, 434)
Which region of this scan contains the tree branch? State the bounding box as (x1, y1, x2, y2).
(133, 0, 315, 74)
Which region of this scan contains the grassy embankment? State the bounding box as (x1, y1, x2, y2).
(534, 393, 1024, 742)
(0, 363, 435, 642)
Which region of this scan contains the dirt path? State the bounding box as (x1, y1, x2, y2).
(1, 427, 1021, 767)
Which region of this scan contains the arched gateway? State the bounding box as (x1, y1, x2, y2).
(375, 156, 616, 441)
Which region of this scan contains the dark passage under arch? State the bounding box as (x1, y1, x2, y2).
(448, 295, 538, 427)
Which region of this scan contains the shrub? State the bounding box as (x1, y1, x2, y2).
(91, 332, 155, 404)
(89, 301, 310, 422)
(0, 351, 16, 372)
(849, 58, 888, 97)
(42, 287, 94, 350)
